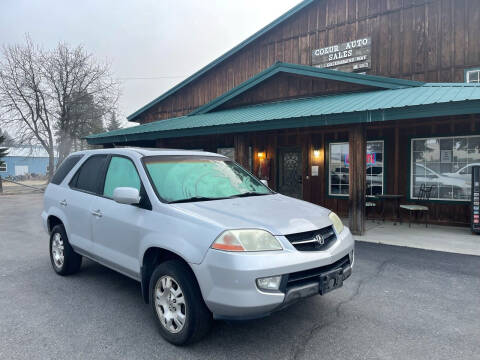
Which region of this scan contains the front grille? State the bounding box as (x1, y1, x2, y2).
(285, 225, 337, 251)
(284, 255, 350, 291)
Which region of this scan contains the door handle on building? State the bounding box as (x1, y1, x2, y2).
(91, 209, 102, 218)
(59, 199, 67, 207)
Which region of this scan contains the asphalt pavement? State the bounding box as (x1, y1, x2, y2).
(1, 193, 479, 360)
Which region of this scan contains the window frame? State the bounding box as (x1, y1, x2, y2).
(465, 68, 480, 83)
(326, 139, 385, 198)
(102, 155, 143, 199)
(0, 161, 7, 172)
(216, 147, 235, 160)
(141, 154, 273, 204)
(51, 154, 84, 185)
(69, 153, 151, 209)
(102, 154, 151, 210)
(69, 154, 109, 196)
(409, 134, 480, 203)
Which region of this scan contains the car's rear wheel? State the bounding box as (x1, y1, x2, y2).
(149, 260, 212, 345)
(49, 224, 82, 275)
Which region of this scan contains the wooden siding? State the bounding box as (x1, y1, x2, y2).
(157, 114, 480, 227)
(217, 72, 377, 110)
(138, 0, 480, 124)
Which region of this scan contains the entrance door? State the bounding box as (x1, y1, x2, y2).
(278, 147, 303, 199)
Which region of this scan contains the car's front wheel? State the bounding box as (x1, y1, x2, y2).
(149, 260, 212, 345)
(49, 224, 82, 275)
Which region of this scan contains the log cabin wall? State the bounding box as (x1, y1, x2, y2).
(216, 73, 378, 110)
(158, 114, 480, 226)
(138, 0, 480, 124)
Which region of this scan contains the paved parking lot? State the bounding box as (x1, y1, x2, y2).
(1, 193, 479, 360)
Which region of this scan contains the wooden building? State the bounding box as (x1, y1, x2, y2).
(87, 0, 480, 234)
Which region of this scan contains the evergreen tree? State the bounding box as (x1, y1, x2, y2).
(0, 131, 9, 159)
(106, 111, 122, 131)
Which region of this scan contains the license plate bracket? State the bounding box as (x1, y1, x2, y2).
(318, 268, 343, 295)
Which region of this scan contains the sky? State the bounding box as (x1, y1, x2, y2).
(0, 0, 301, 126)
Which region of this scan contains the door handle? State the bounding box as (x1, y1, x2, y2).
(59, 199, 67, 207)
(91, 209, 102, 218)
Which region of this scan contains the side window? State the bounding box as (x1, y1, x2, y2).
(51, 155, 84, 185)
(466, 69, 480, 83)
(103, 156, 141, 198)
(70, 155, 108, 194)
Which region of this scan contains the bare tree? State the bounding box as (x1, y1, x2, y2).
(0, 37, 56, 178)
(0, 36, 120, 177)
(41, 42, 120, 162)
(0, 131, 9, 159)
(0, 131, 8, 193)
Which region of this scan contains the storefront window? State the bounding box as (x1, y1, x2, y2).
(328, 141, 384, 196)
(217, 147, 235, 160)
(465, 68, 480, 83)
(411, 135, 480, 201)
(217, 147, 253, 171)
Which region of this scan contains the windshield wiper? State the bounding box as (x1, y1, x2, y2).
(229, 192, 270, 198)
(168, 196, 227, 204)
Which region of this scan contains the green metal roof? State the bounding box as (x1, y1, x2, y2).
(87, 83, 480, 145)
(127, 0, 316, 122)
(189, 62, 424, 115)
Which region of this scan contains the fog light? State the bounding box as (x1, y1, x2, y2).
(256, 276, 281, 291)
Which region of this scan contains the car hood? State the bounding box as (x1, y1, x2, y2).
(171, 194, 333, 235)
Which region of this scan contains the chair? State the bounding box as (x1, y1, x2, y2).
(400, 184, 433, 227)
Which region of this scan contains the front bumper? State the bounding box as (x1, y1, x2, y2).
(190, 227, 355, 320)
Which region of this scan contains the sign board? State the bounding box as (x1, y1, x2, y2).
(471, 166, 480, 233)
(312, 37, 371, 72)
(441, 150, 452, 163)
(311, 165, 319, 176)
(344, 152, 376, 166)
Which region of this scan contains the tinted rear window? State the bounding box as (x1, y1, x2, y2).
(70, 155, 108, 194)
(50, 155, 84, 185)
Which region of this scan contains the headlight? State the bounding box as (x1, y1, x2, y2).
(211, 229, 282, 252)
(329, 212, 344, 234)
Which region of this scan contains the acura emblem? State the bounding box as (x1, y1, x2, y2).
(314, 234, 324, 245)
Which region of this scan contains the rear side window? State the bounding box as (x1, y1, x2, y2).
(51, 155, 84, 185)
(103, 156, 141, 198)
(70, 155, 108, 194)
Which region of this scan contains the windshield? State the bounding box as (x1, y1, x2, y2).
(143, 156, 272, 203)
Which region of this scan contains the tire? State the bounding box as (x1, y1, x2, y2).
(49, 224, 82, 276)
(149, 260, 212, 345)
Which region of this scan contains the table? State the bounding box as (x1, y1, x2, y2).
(376, 194, 404, 224)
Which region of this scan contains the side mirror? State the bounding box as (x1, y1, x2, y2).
(260, 179, 268, 187)
(113, 187, 140, 205)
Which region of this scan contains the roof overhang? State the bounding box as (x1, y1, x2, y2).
(87, 83, 480, 146)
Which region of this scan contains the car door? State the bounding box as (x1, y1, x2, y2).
(66, 154, 109, 254)
(90, 155, 151, 280)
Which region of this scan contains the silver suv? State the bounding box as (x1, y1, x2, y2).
(42, 148, 354, 345)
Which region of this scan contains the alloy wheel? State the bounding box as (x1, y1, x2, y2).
(51, 232, 65, 268)
(154, 275, 187, 333)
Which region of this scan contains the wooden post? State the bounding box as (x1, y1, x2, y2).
(349, 124, 366, 235)
(394, 123, 399, 194)
(234, 134, 249, 169)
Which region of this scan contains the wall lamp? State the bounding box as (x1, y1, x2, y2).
(313, 149, 321, 158)
(257, 151, 266, 160)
